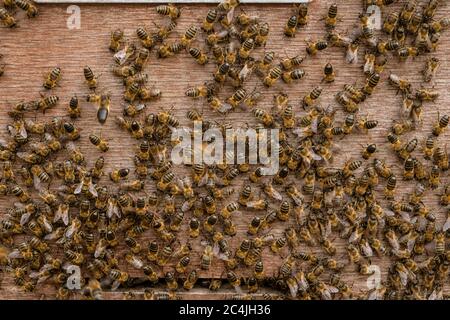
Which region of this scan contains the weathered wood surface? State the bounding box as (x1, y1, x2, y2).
(0, 0, 450, 299)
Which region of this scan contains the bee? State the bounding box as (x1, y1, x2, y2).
(187, 217, 200, 238)
(388, 74, 412, 95)
(421, 57, 440, 83)
(226, 88, 247, 110)
(306, 40, 328, 55)
(357, 117, 378, 134)
(392, 119, 414, 136)
(88, 134, 109, 152)
(0, 8, 16, 27)
(276, 200, 291, 222)
(281, 69, 306, 84)
(156, 3, 180, 19)
(402, 157, 415, 180)
(427, 164, 441, 190)
(43, 67, 62, 90)
(213, 62, 230, 83)
(109, 168, 129, 183)
(381, 174, 397, 199)
(263, 65, 282, 87)
(109, 29, 123, 52)
(430, 17, 450, 34)
(188, 47, 208, 65)
(200, 245, 213, 270)
(345, 40, 359, 64)
(201, 8, 217, 33)
(352, 144, 372, 163)
(302, 86, 322, 109)
(295, 3, 308, 26)
(284, 15, 298, 37)
(362, 73, 380, 96)
(433, 146, 449, 171)
(323, 3, 338, 31)
(383, 12, 398, 35)
(432, 113, 449, 136)
(255, 22, 269, 47)
(252, 108, 274, 127)
(416, 88, 439, 102)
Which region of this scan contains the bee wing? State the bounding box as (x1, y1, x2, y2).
(130, 256, 144, 269)
(212, 243, 220, 256)
(41, 216, 53, 233)
(198, 173, 209, 187)
(297, 274, 309, 291)
(272, 189, 283, 201)
(20, 212, 32, 226)
(428, 289, 443, 301)
(233, 285, 243, 295)
(74, 182, 83, 195)
(398, 270, 408, 287)
(218, 103, 233, 114)
(19, 124, 28, 139)
(181, 199, 194, 212)
(226, 7, 236, 26)
(111, 280, 121, 291)
(44, 228, 62, 240)
(442, 216, 450, 232)
(310, 150, 323, 161)
(360, 241, 373, 257)
(8, 249, 23, 259)
(348, 229, 361, 244)
(89, 183, 98, 197)
(65, 223, 76, 239)
(287, 280, 299, 298)
(33, 175, 42, 191)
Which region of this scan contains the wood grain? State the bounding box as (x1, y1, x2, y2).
(0, 0, 450, 299)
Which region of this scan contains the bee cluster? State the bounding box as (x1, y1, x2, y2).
(0, 0, 450, 300)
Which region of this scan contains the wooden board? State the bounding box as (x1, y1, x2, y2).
(0, 0, 450, 299)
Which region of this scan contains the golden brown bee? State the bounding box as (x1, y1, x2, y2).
(416, 88, 439, 102)
(66, 95, 81, 119)
(324, 3, 338, 31)
(188, 47, 208, 65)
(156, 4, 181, 20)
(297, 3, 308, 26)
(89, 134, 109, 152)
(181, 25, 197, 48)
(253, 108, 274, 127)
(83, 66, 98, 90)
(388, 74, 412, 95)
(302, 86, 322, 109)
(109, 168, 129, 183)
(43, 67, 61, 90)
(383, 12, 398, 35)
(202, 8, 217, 33)
(430, 17, 450, 34)
(109, 29, 123, 52)
(322, 63, 335, 83)
(15, 0, 38, 18)
(423, 57, 440, 83)
(431, 113, 449, 137)
(284, 15, 298, 37)
(361, 143, 377, 160)
(255, 22, 269, 47)
(306, 40, 328, 55)
(282, 69, 305, 84)
(433, 146, 449, 171)
(0, 8, 17, 27)
(36, 94, 59, 113)
(263, 65, 282, 87)
(362, 73, 380, 96)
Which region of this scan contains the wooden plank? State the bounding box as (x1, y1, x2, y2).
(0, 0, 449, 299)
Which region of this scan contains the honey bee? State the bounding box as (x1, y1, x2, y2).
(416, 88, 439, 102)
(432, 113, 449, 136)
(189, 47, 208, 65)
(109, 29, 123, 52)
(43, 67, 62, 90)
(88, 134, 109, 152)
(388, 74, 412, 95)
(306, 40, 328, 55)
(433, 146, 449, 171)
(302, 86, 322, 109)
(384, 175, 397, 199)
(255, 22, 269, 47)
(345, 40, 359, 64)
(252, 108, 274, 127)
(284, 15, 298, 37)
(323, 3, 338, 31)
(0, 8, 16, 27)
(430, 17, 450, 34)
(201, 8, 217, 33)
(361, 143, 376, 160)
(282, 69, 305, 84)
(156, 3, 181, 20)
(422, 57, 440, 83)
(263, 65, 282, 87)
